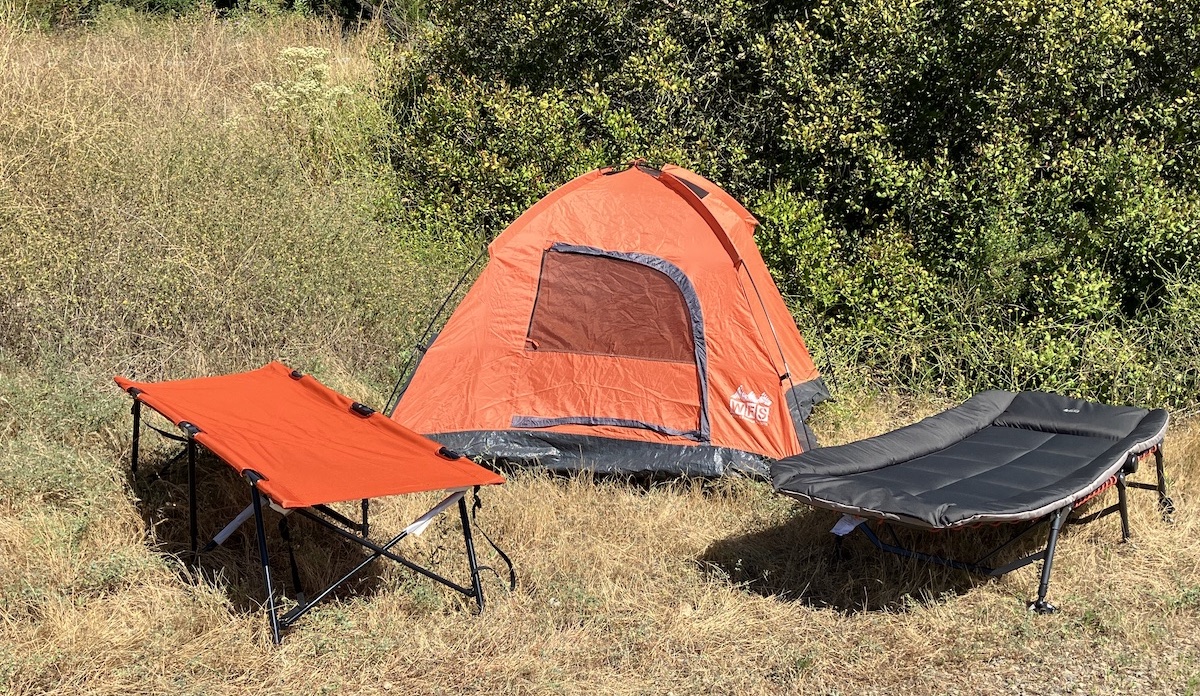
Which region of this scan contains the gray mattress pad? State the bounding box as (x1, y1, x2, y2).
(771, 391, 1169, 528)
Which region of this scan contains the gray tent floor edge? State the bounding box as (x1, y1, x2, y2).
(428, 430, 771, 479)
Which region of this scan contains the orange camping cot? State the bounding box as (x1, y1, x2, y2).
(116, 362, 507, 644)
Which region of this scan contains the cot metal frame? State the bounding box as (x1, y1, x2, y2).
(128, 395, 487, 645)
(836, 447, 1171, 613)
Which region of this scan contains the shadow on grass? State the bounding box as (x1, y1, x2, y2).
(495, 463, 772, 498)
(128, 445, 388, 615)
(698, 507, 1058, 613)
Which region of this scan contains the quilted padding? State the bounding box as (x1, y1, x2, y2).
(772, 391, 1169, 528)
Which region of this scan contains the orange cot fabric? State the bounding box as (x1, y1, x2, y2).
(115, 362, 503, 508)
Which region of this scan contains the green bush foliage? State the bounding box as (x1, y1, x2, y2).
(3, 0, 202, 29)
(383, 0, 1200, 407)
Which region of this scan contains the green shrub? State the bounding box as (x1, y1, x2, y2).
(381, 0, 1200, 408)
(1, 0, 202, 28)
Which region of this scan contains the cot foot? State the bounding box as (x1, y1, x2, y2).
(831, 535, 852, 564)
(1160, 497, 1175, 520)
(1028, 599, 1058, 615)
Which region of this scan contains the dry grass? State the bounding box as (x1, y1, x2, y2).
(2, 11, 1200, 696)
(2, 366, 1199, 694)
(0, 11, 457, 387)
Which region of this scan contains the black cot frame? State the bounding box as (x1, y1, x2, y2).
(834, 446, 1172, 613)
(128, 397, 489, 645)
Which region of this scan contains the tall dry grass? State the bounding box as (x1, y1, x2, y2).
(1, 10, 1199, 695)
(0, 10, 458, 389)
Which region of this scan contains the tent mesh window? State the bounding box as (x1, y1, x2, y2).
(526, 249, 695, 363)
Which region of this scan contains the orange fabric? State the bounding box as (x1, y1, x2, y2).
(662, 165, 821, 389)
(115, 362, 503, 508)
(514, 352, 701, 434)
(393, 163, 823, 460)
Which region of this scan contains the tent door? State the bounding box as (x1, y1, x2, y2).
(513, 243, 710, 442)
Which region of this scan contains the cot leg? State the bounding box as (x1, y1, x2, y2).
(458, 497, 485, 613)
(187, 436, 198, 559)
(832, 535, 847, 563)
(361, 499, 370, 538)
(249, 475, 282, 645)
(279, 515, 306, 605)
(1155, 448, 1174, 518)
(1116, 472, 1131, 542)
(1030, 507, 1069, 614)
(131, 400, 141, 478)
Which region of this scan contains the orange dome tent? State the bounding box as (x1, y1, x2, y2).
(389, 162, 829, 476)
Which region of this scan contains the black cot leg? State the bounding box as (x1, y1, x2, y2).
(248, 473, 282, 645)
(282, 497, 478, 629)
(279, 515, 306, 605)
(1117, 472, 1131, 542)
(131, 400, 142, 478)
(361, 499, 370, 538)
(1030, 507, 1069, 614)
(187, 436, 198, 559)
(1155, 447, 1174, 517)
(458, 496, 485, 613)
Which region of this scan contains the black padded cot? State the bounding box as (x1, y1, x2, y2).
(772, 390, 1171, 612)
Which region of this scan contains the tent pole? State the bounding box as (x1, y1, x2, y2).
(383, 246, 488, 416)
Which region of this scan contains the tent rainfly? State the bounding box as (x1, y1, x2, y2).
(390, 162, 829, 477)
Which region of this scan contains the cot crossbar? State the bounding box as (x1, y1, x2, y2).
(129, 400, 488, 644)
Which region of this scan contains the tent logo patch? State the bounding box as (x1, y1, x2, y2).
(730, 386, 771, 425)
